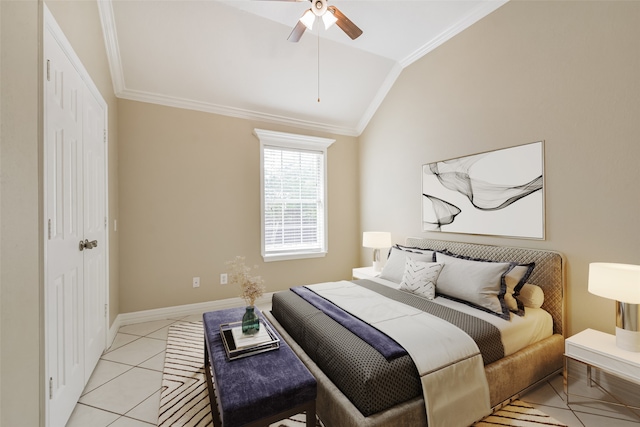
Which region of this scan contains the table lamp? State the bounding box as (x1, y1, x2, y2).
(362, 232, 391, 272)
(588, 262, 640, 352)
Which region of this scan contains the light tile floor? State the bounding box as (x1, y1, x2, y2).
(67, 313, 640, 427)
(66, 315, 199, 427)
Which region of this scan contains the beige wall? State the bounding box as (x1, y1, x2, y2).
(0, 2, 42, 426)
(45, 0, 120, 325)
(118, 100, 359, 313)
(0, 1, 117, 425)
(0, 1, 3, 421)
(360, 0, 640, 337)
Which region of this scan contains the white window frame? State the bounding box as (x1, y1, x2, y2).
(254, 128, 335, 262)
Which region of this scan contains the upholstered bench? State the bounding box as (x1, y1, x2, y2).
(203, 307, 317, 427)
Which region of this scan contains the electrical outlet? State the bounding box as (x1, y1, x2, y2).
(192, 277, 200, 288)
(220, 273, 228, 285)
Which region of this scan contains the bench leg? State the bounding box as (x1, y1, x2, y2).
(306, 400, 316, 427)
(204, 339, 223, 427)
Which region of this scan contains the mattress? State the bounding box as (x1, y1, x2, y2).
(271, 278, 553, 417)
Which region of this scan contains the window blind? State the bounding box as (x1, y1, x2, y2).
(263, 146, 325, 255)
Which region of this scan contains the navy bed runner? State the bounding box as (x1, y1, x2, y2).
(291, 285, 407, 361)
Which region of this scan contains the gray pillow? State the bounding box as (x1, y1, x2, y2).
(435, 252, 511, 319)
(380, 246, 435, 284)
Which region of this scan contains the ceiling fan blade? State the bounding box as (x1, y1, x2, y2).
(288, 20, 307, 42)
(327, 6, 362, 40)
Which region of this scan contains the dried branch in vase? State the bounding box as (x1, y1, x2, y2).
(226, 256, 266, 307)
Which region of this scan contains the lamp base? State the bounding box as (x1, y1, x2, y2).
(616, 301, 640, 352)
(615, 327, 640, 352)
(372, 248, 383, 272)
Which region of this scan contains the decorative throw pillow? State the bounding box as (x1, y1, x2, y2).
(380, 246, 436, 284)
(399, 259, 443, 300)
(516, 283, 545, 309)
(435, 252, 512, 319)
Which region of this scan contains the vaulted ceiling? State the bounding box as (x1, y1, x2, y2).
(98, 0, 507, 136)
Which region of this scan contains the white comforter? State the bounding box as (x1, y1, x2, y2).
(306, 281, 491, 427)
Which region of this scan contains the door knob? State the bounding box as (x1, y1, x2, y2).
(79, 239, 98, 251)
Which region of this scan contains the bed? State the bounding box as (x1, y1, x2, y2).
(264, 238, 566, 427)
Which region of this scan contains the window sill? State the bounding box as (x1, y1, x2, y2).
(262, 251, 327, 262)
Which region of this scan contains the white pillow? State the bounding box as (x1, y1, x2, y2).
(380, 247, 435, 284)
(399, 259, 443, 300)
(435, 252, 511, 319)
(516, 283, 545, 309)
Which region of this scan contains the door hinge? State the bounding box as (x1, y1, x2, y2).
(105, 217, 108, 229)
(103, 129, 107, 144)
(48, 219, 52, 240)
(46, 60, 50, 82)
(49, 377, 54, 399)
(105, 304, 108, 318)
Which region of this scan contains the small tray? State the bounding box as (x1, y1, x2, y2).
(219, 319, 280, 361)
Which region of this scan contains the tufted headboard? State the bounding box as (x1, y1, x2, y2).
(405, 238, 566, 337)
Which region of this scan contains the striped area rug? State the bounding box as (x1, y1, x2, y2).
(473, 400, 567, 426)
(158, 321, 566, 427)
(158, 321, 212, 427)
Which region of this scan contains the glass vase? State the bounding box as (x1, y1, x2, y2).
(242, 306, 260, 335)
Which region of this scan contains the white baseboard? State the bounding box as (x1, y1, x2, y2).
(107, 293, 274, 349)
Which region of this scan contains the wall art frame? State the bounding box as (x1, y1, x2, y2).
(422, 141, 545, 239)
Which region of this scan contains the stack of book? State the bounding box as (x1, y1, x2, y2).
(219, 319, 280, 360)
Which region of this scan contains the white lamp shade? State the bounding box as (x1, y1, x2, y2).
(588, 262, 640, 304)
(362, 232, 391, 249)
(299, 9, 315, 31)
(322, 11, 337, 29)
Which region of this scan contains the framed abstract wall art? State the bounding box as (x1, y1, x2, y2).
(422, 141, 545, 239)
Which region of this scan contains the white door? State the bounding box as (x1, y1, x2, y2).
(44, 13, 108, 427)
(45, 28, 86, 427)
(82, 88, 107, 378)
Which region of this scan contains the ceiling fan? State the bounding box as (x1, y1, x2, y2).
(263, 0, 363, 42)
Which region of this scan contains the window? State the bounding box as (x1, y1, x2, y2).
(254, 129, 335, 262)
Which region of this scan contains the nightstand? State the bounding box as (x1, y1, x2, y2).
(564, 328, 640, 415)
(352, 266, 380, 280)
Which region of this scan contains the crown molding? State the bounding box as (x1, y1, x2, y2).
(97, 0, 125, 94)
(117, 88, 360, 137)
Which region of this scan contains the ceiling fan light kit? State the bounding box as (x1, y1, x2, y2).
(264, 0, 362, 43)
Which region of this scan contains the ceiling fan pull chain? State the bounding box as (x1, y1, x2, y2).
(317, 27, 321, 103)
